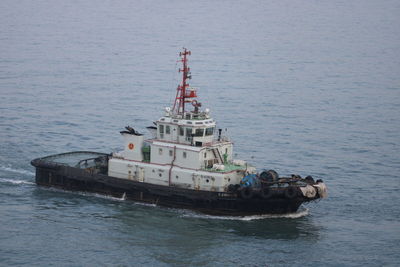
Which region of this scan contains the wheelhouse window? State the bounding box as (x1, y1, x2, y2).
(195, 128, 204, 137)
(166, 125, 170, 134)
(205, 127, 214, 136)
(186, 128, 192, 137)
(159, 125, 164, 133)
(179, 126, 184, 136)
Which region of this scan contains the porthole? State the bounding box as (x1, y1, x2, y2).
(206, 179, 209, 183)
(159, 173, 162, 177)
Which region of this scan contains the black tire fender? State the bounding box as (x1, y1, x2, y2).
(260, 187, 273, 199)
(305, 175, 315, 184)
(259, 170, 279, 182)
(285, 187, 298, 199)
(240, 187, 254, 199)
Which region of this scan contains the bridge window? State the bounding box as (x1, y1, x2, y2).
(205, 127, 214, 136)
(195, 128, 204, 137)
(186, 128, 192, 137)
(159, 125, 164, 133)
(166, 125, 170, 134)
(179, 126, 184, 136)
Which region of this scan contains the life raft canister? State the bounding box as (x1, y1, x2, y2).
(128, 143, 134, 150)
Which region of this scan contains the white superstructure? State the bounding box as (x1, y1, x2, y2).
(108, 49, 255, 192)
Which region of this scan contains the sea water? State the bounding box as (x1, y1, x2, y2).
(1, 0, 399, 266)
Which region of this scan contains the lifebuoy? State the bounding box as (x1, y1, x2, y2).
(260, 187, 273, 199)
(285, 187, 298, 199)
(240, 187, 254, 199)
(192, 100, 198, 106)
(128, 143, 134, 150)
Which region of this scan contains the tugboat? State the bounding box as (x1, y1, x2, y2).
(31, 48, 327, 216)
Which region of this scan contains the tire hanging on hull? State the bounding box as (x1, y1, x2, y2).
(240, 187, 254, 199)
(285, 187, 298, 198)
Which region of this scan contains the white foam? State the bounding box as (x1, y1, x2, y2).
(86, 192, 127, 202)
(42, 187, 128, 202)
(37, 187, 164, 208)
(0, 165, 35, 176)
(180, 208, 309, 221)
(79, 191, 158, 207)
(0, 178, 35, 185)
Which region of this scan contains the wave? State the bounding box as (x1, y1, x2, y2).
(180, 208, 309, 221)
(0, 178, 35, 185)
(69, 191, 156, 207)
(40, 187, 128, 202)
(0, 165, 35, 176)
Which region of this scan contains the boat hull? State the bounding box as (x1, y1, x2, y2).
(32, 159, 309, 216)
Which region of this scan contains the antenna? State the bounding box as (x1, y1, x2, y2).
(172, 48, 197, 115)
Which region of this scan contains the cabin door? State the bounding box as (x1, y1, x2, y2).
(172, 126, 178, 142)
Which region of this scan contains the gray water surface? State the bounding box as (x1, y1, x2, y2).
(1, 0, 400, 266)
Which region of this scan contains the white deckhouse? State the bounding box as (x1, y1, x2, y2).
(108, 49, 255, 192)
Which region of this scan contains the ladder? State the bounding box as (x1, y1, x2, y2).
(211, 148, 224, 164)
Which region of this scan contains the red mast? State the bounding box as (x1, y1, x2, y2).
(172, 48, 197, 115)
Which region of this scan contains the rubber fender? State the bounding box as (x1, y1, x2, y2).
(228, 184, 238, 193)
(305, 175, 315, 184)
(285, 187, 298, 199)
(259, 170, 279, 182)
(240, 187, 254, 199)
(260, 187, 274, 199)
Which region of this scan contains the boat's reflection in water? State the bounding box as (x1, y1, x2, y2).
(115, 202, 321, 241)
(32, 186, 321, 242)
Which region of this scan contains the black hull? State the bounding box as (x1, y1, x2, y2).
(31, 161, 311, 216)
